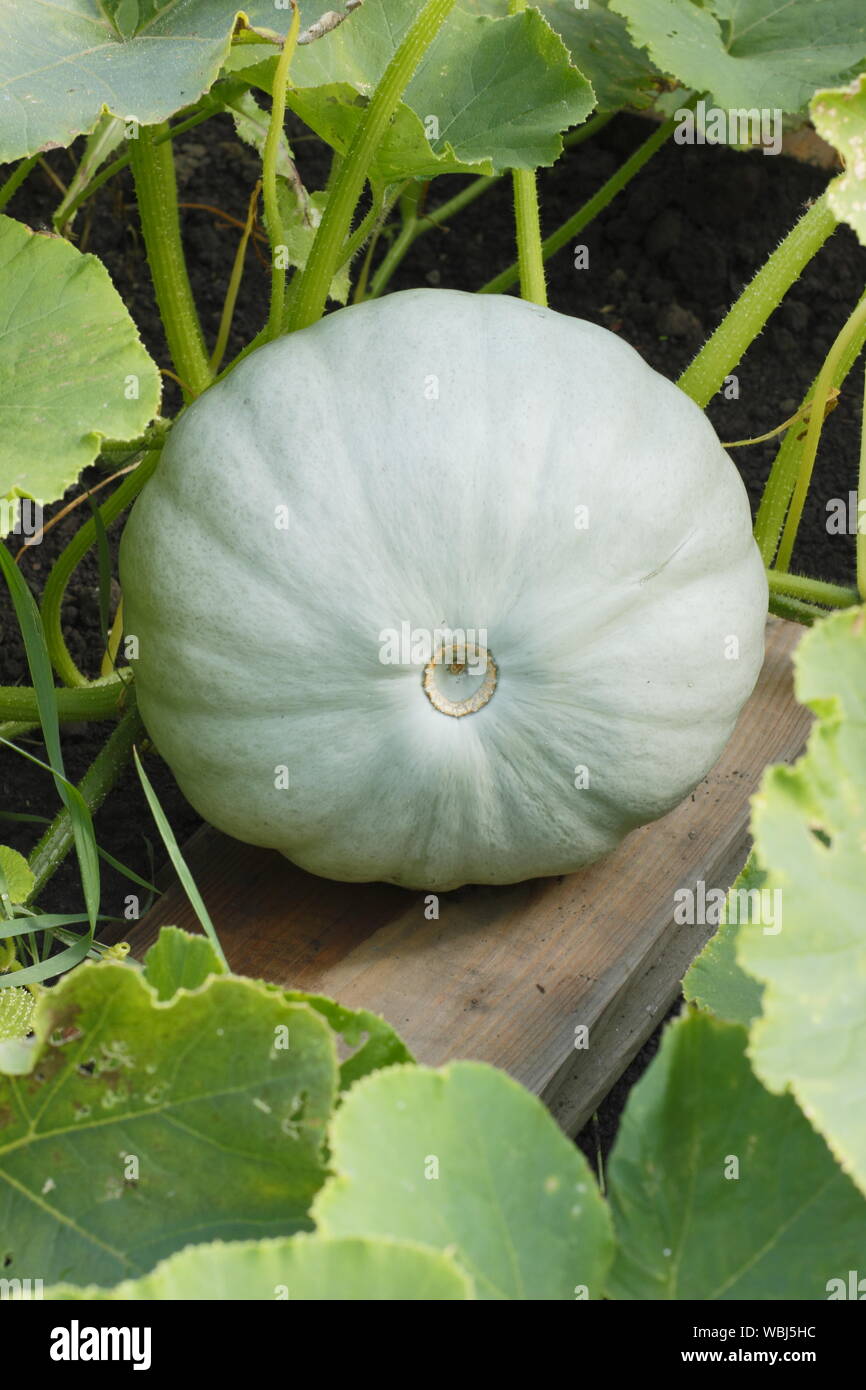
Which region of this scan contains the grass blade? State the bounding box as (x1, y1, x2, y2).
(0, 542, 100, 928)
(133, 748, 228, 970)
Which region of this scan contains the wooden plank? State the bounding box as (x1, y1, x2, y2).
(125, 617, 810, 1133)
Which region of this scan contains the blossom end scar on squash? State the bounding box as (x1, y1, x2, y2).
(422, 642, 498, 717)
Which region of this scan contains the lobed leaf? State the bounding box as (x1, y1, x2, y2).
(0, 959, 338, 1285)
(314, 1060, 613, 1299)
(0, 216, 160, 527)
(606, 1010, 866, 1299)
(45, 1232, 473, 1299)
(231, 0, 595, 179)
(609, 0, 866, 116)
(739, 607, 866, 1197)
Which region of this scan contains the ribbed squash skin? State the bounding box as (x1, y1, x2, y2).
(120, 289, 767, 890)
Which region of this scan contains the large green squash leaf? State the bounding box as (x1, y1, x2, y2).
(739, 608, 866, 1197)
(314, 1060, 613, 1300)
(46, 1233, 473, 1299)
(0, 215, 160, 531)
(1, 0, 593, 175)
(232, 0, 595, 180)
(610, 0, 866, 115)
(0, 2, 338, 162)
(463, 1, 662, 112)
(606, 1010, 866, 1299)
(0, 959, 337, 1285)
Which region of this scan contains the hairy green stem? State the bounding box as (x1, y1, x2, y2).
(0, 672, 131, 724)
(0, 153, 39, 213)
(767, 593, 825, 626)
(776, 294, 866, 572)
(507, 0, 546, 305)
(512, 167, 547, 305)
(754, 287, 866, 565)
(129, 123, 212, 399)
(766, 570, 858, 608)
(340, 184, 399, 272)
(678, 193, 836, 408)
(27, 696, 144, 904)
(263, 6, 301, 339)
(287, 0, 458, 333)
(479, 103, 689, 296)
(41, 452, 160, 688)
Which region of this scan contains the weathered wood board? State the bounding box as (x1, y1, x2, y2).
(126, 617, 810, 1135)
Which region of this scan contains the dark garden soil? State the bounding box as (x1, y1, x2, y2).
(2, 113, 865, 1163)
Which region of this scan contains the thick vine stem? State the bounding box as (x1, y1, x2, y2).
(766, 570, 858, 609)
(41, 452, 160, 688)
(0, 672, 131, 724)
(754, 289, 866, 565)
(129, 123, 212, 400)
(775, 294, 866, 572)
(262, 3, 301, 339)
(287, 0, 458, 333)
(478, 102, 691, 296)
(767, 593, 825, 626)
(678, 193, 836, 408)
(511, 168, 547, 306)
(504, 0, 546, 305)
(27, 695, 144, 904)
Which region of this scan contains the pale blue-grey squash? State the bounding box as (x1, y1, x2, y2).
(120, 289, 767, 890)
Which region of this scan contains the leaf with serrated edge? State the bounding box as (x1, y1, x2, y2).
(141, 925, 226, 1001)
(314, 1060, 612, 1300)
(284, 990, 413, 1090)
(44, 1232, 473, 1299)
(812, 74, 866, 246)
(610, 0, 866, 116)
(232, 1, 595, 179)
(0, 845, 35, 907)
(0, 2, 339, 162)
(683, 853, 765, 1027)
(465, 0, 662, 112)
(0, 216, 160, 530)
(606, 1010, 866, 1299)
(739, 607, 866, 1197)
(0, 960, 337, 1285)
